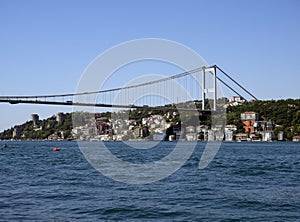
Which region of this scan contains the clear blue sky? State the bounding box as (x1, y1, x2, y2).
(0, 0, 299, 132)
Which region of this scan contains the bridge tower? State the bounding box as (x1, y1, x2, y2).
(202, 65, 217, 111)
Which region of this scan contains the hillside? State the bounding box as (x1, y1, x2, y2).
(227, 99, 300, 139)
(0, 113, 73, 140)
(1, 99, 299, 141)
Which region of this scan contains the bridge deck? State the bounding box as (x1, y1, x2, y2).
(0, 99, 211, 115)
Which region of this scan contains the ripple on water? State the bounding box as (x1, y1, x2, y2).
(0, 141, 299, 221)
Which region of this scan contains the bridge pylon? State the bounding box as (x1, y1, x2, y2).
(202, 65, 217, 111)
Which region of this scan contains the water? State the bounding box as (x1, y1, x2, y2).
(0, 141, 299, 221)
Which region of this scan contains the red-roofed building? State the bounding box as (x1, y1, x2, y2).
(293, 136, 300, 142)
(241, 112, 258, 134)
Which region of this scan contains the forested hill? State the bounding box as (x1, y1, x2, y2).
(0, 113, 73, 140)
(226, 99, 300, 138)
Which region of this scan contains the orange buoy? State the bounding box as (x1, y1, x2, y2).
(53, 147, 60, 151)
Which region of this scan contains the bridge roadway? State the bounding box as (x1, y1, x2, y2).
(0, 98, 212, 116)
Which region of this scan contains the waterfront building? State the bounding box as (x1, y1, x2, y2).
(253, 120, 274, 132)
(48, 133, 59, 141)
(278, 131, 284, 141)
(262, 130, 275, 142)
(292, 136, 300, 142)
(225, 130, 234, 141)
(215, 131, 224, 141)
(186, 133, 197, 141)
(207, 130, 215, 141)
(235, 133, 248, 141)
(241, 112, 258, 134)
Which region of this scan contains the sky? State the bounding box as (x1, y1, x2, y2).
(0, 0, 300, 132)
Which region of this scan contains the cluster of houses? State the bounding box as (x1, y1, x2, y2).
(9, 96, 299, 142)
(236, 111, 276, 142)
(71, 112, 174, 141)
(70, 110, 251, 142)
(71, 113, 239, 142)
(70, 96, 294, 142)
(47, 96, 299, 142)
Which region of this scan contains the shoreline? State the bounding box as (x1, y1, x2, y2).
(1, 139, 298, 143)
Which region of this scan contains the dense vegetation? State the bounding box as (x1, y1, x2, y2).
(0, 113, 73, 140)
(0, 99, 299, 140)
(227, 99, 300, 139)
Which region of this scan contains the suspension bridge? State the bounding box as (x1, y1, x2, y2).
(0, 65, 257, 112)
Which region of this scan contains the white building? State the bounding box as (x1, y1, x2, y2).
(225, 125, 237, 132)
(229, 96, 246, 106)
(224, 124, 237, 141)
(225, 130, 234, 141)
(186, 126, 195, 133)
(186, 133, 197, 141)
(262, 131, 275, 142)
(278, 131, 284, 141)
(208, 130, 215, 141)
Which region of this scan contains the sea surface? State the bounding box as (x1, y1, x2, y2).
(0, 141, 299, 221)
